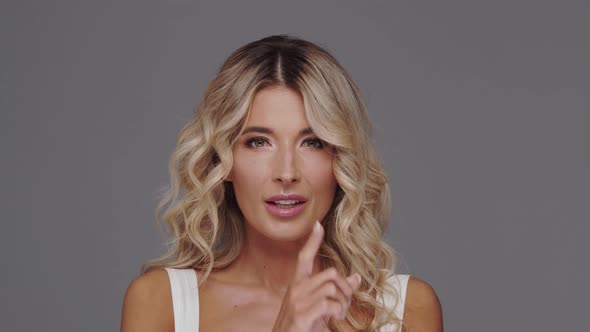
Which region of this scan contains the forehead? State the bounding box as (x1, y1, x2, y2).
(246, 86, 309, 129)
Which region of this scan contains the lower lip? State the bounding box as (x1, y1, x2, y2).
(264, 201, 307, 218)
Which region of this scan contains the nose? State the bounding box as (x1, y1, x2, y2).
(273, 146, 301, 184)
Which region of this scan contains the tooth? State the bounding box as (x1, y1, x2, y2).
(275, 200, 299, 204)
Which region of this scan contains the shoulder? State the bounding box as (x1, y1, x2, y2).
(402, 276, 443, 331)
(120, 268, 174, 332)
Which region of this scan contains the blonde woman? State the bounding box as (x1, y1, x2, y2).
(121, 35, 442, 332)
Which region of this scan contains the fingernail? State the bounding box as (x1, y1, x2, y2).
(315, 221, 324, 235)
(354, 273, 362, 285)
(347, 273, 359, 284)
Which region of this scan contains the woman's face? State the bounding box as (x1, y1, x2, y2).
(228, 86, 338, 242)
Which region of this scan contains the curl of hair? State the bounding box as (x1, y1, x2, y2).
(141, 35, 402, 331)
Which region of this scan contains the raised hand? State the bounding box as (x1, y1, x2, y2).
(272, 221, 362, 332)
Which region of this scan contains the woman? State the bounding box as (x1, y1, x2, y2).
(121, 35, 442, 331)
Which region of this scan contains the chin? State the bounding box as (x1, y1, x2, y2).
(254, 216, 314, 242)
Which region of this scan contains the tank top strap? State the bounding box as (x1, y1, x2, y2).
(378, 274, 411, 332)
(164, 268, 200, 332)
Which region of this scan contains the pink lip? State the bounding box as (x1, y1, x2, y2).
(265, 194, 307, 202)
(264, 193, 308, 218)
(264, 201, 307, 218)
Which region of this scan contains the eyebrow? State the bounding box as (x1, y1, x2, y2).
(241, 126, 315, 136)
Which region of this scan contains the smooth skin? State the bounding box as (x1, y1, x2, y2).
(120, 86, 443, 331)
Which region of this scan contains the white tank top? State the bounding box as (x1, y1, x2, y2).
(165, 268, 410, 332)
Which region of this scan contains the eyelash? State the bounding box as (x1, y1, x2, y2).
(245, 136, 324, 149)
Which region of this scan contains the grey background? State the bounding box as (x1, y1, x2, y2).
(1, 0, 588, 331)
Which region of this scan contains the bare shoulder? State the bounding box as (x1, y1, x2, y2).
(120, 268, 174, 332)
(403, 276, 443, 331)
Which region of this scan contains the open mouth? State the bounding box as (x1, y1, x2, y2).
(267, 200, 305, 208)
(264, 200, 307, 218)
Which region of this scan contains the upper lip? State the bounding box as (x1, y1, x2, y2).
(265, 194, 307, 202)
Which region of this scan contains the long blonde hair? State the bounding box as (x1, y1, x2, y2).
(142, 35, 402, 330)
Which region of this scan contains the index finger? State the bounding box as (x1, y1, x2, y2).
(294, 220, 324, 282)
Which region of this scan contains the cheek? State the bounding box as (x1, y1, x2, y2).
(305, 155, 337, 195)
(231, 153, 269, 193)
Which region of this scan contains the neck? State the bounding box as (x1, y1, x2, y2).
(227, 223, 321, 295)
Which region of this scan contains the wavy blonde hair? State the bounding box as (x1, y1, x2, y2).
(141, 35, 402, 331)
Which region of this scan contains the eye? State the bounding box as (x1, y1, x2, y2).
(303, 137, 324, 149)
(245, 136, 270, 149)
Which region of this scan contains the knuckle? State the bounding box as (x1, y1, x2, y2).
(327, 267, 338, 278)
(328, 284, 337, 296)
